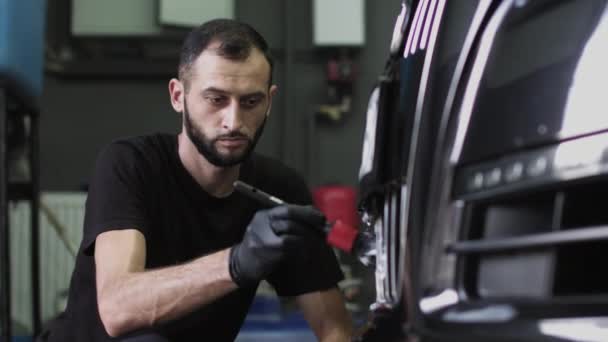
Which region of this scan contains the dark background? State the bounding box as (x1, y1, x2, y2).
(40, 0, 402, 191)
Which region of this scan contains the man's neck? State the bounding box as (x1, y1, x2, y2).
(177, 133, 240, 198)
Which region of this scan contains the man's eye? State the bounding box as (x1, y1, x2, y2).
(242, 97, 262, 108)
(206, 96, 226, 105)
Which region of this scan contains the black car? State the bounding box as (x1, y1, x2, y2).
(357, 0, 608, 341)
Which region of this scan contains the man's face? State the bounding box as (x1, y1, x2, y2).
(179, 44, 276, 167)
(183, 97, 266, 167)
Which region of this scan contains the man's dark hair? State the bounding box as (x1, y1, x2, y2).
(178, 19, 274, 91)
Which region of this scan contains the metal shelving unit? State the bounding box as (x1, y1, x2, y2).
(0, 85, 41, 341)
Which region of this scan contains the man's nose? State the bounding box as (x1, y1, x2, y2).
(222, 102, 243, 131)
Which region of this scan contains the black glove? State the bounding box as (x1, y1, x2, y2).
(229, 204, 326, 288)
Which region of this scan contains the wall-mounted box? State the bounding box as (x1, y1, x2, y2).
(313, 0, 365, 46)
(160, 0, 235, 28)
(71, 0, 235, 36)
(72, 0, 161, 36)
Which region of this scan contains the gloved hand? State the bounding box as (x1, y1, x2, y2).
(229, 204, 326, 288)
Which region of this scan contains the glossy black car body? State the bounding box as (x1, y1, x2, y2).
(358, 0, 608, 341)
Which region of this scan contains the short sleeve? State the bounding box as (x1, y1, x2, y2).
(81, 141, 153, 255)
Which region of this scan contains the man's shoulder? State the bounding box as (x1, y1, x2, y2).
(106, 133, 174, 152)
(100, 133, 174, 162)
(90, 133, 176, 183)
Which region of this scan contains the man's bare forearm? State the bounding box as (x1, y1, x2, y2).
(97, 248, 237, 337)
(297, 288, 353, 342)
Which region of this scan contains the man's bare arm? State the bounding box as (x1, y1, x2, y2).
(296, 288, 353, 342)
(95, 229, 237, 337)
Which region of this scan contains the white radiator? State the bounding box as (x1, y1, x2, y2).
(9, 192, 86, 334)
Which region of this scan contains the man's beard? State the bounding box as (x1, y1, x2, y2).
(183, 99, 266, 167)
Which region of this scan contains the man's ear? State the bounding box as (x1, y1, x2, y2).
(267, 85, 278, 116)
(168, 78, 185, 113)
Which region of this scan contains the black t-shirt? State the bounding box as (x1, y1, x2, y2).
(48, 134, 343, 341)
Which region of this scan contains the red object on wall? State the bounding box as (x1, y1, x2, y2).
(312, 185, 358, 229)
